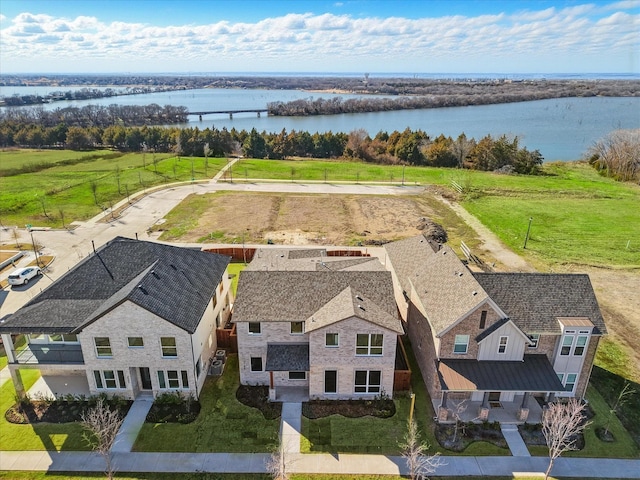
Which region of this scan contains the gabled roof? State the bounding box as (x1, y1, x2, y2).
(0, 237, 230, 334)
(232, 270, 401, 333)
(473, 273, 606, 335)
(306, 286, 404, 334)
(247, 248, 384, 272)
(383, 234, 440, 295)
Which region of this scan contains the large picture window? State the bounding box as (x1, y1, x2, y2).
(354, 370, 381, 394)
(356, 334, 383, 356)
(160, 337, 177, 357)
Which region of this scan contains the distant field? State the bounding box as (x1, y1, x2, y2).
(0, 149, 227, 227)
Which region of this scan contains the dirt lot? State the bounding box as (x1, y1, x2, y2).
(156, 191, 640, 379)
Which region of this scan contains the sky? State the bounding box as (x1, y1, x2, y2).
(0, 0, 638, 74)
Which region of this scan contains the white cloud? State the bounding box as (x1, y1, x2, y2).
(1, 3, 638, 73)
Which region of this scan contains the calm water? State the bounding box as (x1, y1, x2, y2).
(2, 87, 639, 161)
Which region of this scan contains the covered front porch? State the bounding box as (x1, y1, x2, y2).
(435, 354, 565, 424)
(265, 343, 310, 403)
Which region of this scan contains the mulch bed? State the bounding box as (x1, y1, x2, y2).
(518, 422, 586, 449)
(302, 398, 396, 419)
(6, 399, 132, 424)
(235, 385, 281, 420)
(436, 421, 508, 451)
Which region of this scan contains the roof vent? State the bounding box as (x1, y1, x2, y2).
(358, 305, 365, 311)
(170, 264, 177, 270)
(138, 284, 148, 294)
(151, 270, 159, 278)
(472, 291, 478, 296)
(458, 272, 463, 277)
(356, 295, 364, 301)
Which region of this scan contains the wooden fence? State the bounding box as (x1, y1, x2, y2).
(393, 335, 412, 393)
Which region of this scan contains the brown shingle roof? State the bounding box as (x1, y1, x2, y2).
(473, 273, 606, 335)
(437, 355, 565, 392)
(383, 234, 440, 295)
(232, 270, 399, 330)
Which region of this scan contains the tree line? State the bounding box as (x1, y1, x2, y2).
(0, 117, 544, 174)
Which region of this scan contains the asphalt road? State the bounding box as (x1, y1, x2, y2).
(0, 181, 424, 318)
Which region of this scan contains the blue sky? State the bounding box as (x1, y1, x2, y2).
(0, 0, 638, 74)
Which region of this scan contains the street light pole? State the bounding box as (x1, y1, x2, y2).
(523, 217, 533, 249)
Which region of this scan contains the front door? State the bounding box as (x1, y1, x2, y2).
(139, 367, 152, 390)
(488, 391, 501, 402)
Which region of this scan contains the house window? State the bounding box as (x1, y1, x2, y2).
(560, 334, 574, 355)
(250, 357, 263, 372)
(160, 337, 177, 357)
(574, 335, 588, 356)
(128, 337, 144, 348)
(479, 310, 487, 329)
(325, 333, 339, 347)
(289, 371, 306, 380)
(453, 335, 469, 354)
(94, 337, 112, 357)
(325, 370, 337, 394)
(248, 322, 261, 335)
(557, 373, 564, 384)
(157, 370, 189, 389)
(527, 334, 540, 349)
(565, 373, 578, 392)
(291, 321, 305, 334)
(356, 333, 383, 356)
(94, 370, 125, 389)
(498, 336, 508, 354)
(354, 370, 381, 394)
(50, 334, 78, 343)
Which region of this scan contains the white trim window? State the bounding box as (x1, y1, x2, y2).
(356, 333, 383, 356)
(564, 373, 578, 392)
(325, 333, 339, 347)
(157, 370, 190, 389)
(354, 370, 381, 394)
(94, 337, 112, 357)
(127, 337, 144, 348)
(93, 369, 125, 389)
(160, 337, 177, 357)
(574, 335, 588, 356)
(560, 331, 575, 355)
(290, 321, 305, 335)
(453, 334, 469, 354)
(49, 334, 79, 343)
(498, 336, 508, 354)
(248, 322, 261, 335)
(527, 334, 540, 349)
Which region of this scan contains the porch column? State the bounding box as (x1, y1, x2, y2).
(478, 392, 490, 421)
(518, 392, 530, 422)
(1, 334, 16, 363)
(437, 391, 449, 422)
(9, 367, 26, 400)
(548, 392, 556, 403)
(268, 371, 276, 401)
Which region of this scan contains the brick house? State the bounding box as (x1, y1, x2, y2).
(384, 234, 606, 422)
(232, 249, 404, 401)
(0, 237, 232, 400)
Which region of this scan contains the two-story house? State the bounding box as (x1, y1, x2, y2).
(0, 237, 233, 400)
(232, 249, 404, 401)
(384, 234, 606, 422)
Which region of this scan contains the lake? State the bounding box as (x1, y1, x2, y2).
(2, 86, 639, 161)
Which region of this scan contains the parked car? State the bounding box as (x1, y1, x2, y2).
(7, 267, 42, 286)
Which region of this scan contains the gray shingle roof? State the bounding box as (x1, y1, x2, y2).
(0, 237, 230, 334)
(473, 273, 606, 335)
(247, 248, 383, 272)
(266, 343, 309, 371)
(383, 234, 440, 295)
(232, 270, 400, 332)
(438, 354, 566, 392)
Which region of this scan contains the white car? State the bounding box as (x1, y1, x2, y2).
(7, 267, 42, 286)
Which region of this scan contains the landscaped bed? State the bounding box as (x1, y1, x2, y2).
(435, 421, 508, 452)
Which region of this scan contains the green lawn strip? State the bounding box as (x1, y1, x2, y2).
(133, 355, 279, 453)
(0, 150, 227, 227)
(0, 370, 89, 451)
(226, 262, 247, 296)
(0, 345, 7, 370)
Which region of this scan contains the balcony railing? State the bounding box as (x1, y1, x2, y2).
(15, 344, 85, 365)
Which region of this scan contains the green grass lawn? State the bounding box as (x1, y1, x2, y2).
(0, 369, 90, 451)
(227, 262, 247, 296)
(0, 149, 227, 228)
(133, 355, 280, 453)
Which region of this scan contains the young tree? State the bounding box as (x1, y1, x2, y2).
(203, 142, 210, 174)
(266, 436, 295, 480)
(400, 418, 445, 480)
(603, 382, 635, 437)
(81, 398, 124, 480)
(542, 398, 590, 480)
(449, 399, 468, 443)
(89, 180, 99, 205)
(57, 207, 66, 229)
(37, 195, 50, 219)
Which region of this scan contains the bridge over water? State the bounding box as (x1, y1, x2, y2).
(189, 109, 268, 119)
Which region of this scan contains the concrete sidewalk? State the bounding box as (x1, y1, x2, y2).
(280, 402, 302, 455)
(112, 396, 154, 453)
(1, 450, 639, 477)
(501, 423, 531, 457)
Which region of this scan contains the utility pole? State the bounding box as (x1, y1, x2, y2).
(523, 217, 533, 249)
